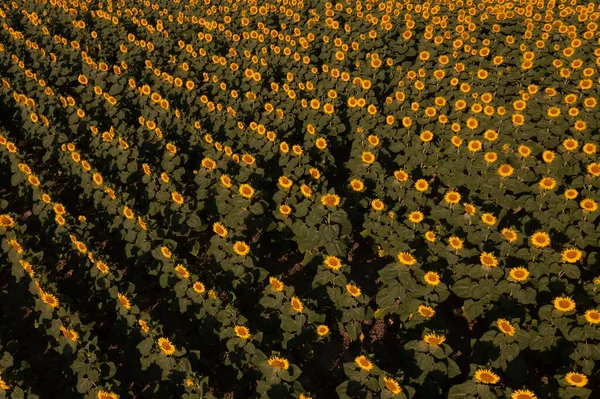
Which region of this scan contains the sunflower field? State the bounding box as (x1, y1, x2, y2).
(0, 0, 600, 398)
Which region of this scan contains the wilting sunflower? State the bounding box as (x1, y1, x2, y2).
(560, 372, 586, 388)
(157, 337, 176, 355)
(530, 232, 550, 248)
(496, 318, 516, 336)
(354, 355, 373, 371)
(423, 333, 446, 346)
(268, 356, 289, 370)
(383, 376, 401, 394)
(474, 368, 500, 384)
(234, 325, 251, 339)
(553, 296, 576, 312)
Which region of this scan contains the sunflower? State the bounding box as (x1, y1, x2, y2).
(463, 203, 476, 216)
(560, 248, 582, 263)
(60, 326, 79, 342)
(553, 296, 576, 312)
(268, 356, 289, 370)
(0, 376, 9, 391)
(511, 390, 537, 399)
(324, 256, 342, 271)
(157, 337, 176, 355)
(564, 189, 578, 200)
(278, 176, 293, 189)
(408, 211, 423, 223)
(350, 179, 364, 192)
(418, 305, 435, 318)
(538, 177, 557, 190)
(425, 231, 436, 242)
(213, 222, 228, 237)
(448, 236, 463, 250)
(0, 214, 15, 227)
(424, 271, 441, 286)
(123, 206, 134, 220)
(423, 333, 446, 346)
(509, 267, 529, 282)
(238, 184, 255, 198)
(367, 135, 380, 146)
(398, 252, 417, 266)
(346, 284, 361, 297)
(233, 241, 250, 256)
(383, 376, 401, 394)
(467, 140, 482, 152)
(138, 319, 150, 333)
(498, 164, 514, 177)
(480, 252, 498, 267)
(361, 151, 375, 164)
(305, 322, 327, 338)
(580, 198, 598, 212)
(117, 292, 131, 309)
(502, 228, 518, 243)
(269, 277, 284, 292)
(321, 194, 341, 206)
(394, 169, 409, 182)
(161, 246, 172, 259)
(496, 318, 516, 336)
(175, 264, 189, 279)
(565, 372, 588, 387)
(279, 204, 292, 216)
(193, 281, 205, 294)
(542, 150, 555, 163)
(444, 191, 461, 204)
(92, 173, 103, 186)
(414, 179, 429, 192)
(584, 309, 600, 325)
(371, 199, 385, 211)
(171, 191, 184, 205)
(474, 368, 500, 384)
(530, 232, 550, 248)
(481, 213, 497, 226)
(563, 138, 579, 151)
(201, 157, 216, 170)
(234, 325, 251, 339)
(42, 292, 59, 308)
(300, 184, 312, 198)
(587, 163, 600, 176)
(291, 296, 303, 313)
(355, 355, 373, 371)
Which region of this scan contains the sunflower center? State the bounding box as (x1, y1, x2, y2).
(271, 360, 285, 369)
(570, 375, 583, 382)
(480, 373, 495, 382)
(421, 309, 432, 316)
(514, 271, 525, 278)
(482, 256, 494, 265)
(517, 395, 532, 399)
(559, 300, 571, 309)
(589, 312, 600, 320)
